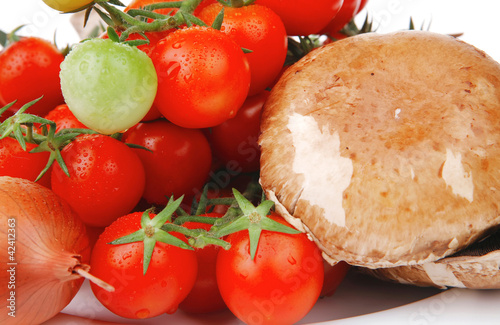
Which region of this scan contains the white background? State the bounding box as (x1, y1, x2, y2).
(1, 1, 500, 63)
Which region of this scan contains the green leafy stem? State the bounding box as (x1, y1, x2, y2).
(0, 98, 99, 181)
(79, 0, 257, 49)
(110, 186, 301, 275)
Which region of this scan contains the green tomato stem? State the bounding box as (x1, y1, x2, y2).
(229, 0, 244, 8)
(99, 0, 204, 36)
(125, 8, 169, 20)
(99, 2, 142, 27)
(178, 0, 203, 14)
(173, 215, 220, 226)
(188, 235, 231, 250)
(161, 223, 203, 238)
(143, 1, 183, 11)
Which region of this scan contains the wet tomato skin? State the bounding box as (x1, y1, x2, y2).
(150, 26, 251, 128)
(90, 212, 198, 319)
(216, 213, 324, 325)
(198, 3, 288, 95)
(50, 134, 146, 227)
(0, 37, 64, 117)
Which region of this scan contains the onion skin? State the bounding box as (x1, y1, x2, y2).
(0, 176, 91, 325)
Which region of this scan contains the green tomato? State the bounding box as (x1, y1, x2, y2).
(60, 38, 158, 134)
(43, 0, 94, 12)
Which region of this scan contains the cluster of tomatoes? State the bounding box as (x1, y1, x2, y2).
(0, 0, 366, 324)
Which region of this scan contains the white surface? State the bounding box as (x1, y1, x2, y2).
(2, 1, 500, 324)
(61, 271, 500, 325)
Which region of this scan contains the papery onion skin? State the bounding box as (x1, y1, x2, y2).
(0, 176, 91, 325)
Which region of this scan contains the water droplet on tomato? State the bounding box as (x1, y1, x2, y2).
(172, 41, 184, 49)
(166, 61, 181, 79)
(166, 306, 178, 314)
(79, 61, 89, 73)
(118, 56, 127, 66)
(135, 309, 150, 319)
(183, 74, 193, 83)
(287, 255, 297, 265)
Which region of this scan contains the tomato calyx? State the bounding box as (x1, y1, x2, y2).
(108, 179, 300, 275)
(0, 30, 6, 49)
(211, 188, 301, 259)
(171, 181, 300, 259)
(94, 0, 205, 44)
(109, 197, 194, 275)
(286, 35, 323, 65)
(0, 98, 99, 181)
(1, 98, 45, 146)
(0, 25, 25, 49)
(324, 13, 374, 43)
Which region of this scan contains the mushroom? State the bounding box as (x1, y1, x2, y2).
(364, 229, 500, 289)
(259, 30, 500, 287)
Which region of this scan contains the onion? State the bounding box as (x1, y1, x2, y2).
(0, 176, 113, 325)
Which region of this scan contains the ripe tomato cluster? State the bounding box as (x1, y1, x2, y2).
(0, 0, 367, 324)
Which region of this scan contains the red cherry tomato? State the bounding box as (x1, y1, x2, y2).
(357, 0, 369, 14)
(321, 0, 362, 35)
(320, 260, 351, 297)
(51, 134, 146, 227)
(255, 0, 344, 36)
(179, 212, 227, 314)
(0, 109, 14, 123)
(150, 26, 251, 128)
(39, 103, 88, 133)
(216, 212, 324, 325)
(0, 137, 51, 188)
(0, 37, 65, 116)
(208, 91, 269, 173)
(90, 211, 198, 319)
(123, 119, 212, 205)
(198, 3, 287, 95)
(193, 0, 217, 15)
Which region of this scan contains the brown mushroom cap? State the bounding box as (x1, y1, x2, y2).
(363, 229, 500, 289)
(259, 30, 500, 268)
